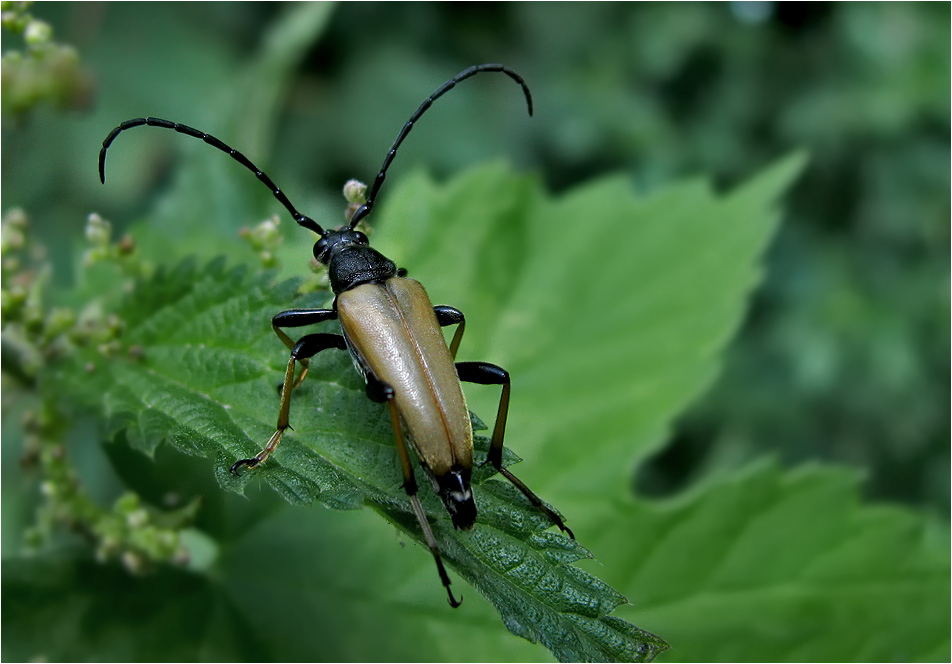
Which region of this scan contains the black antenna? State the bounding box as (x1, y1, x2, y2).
(99, 65, 531, 237)
(348, 63, 532, 228)
(99, 117, 325, 235)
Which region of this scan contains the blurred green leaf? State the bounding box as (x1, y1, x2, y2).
(3, 552, 260, 662)
(593, 463, 950, 662)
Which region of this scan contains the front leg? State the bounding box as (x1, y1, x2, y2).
(231, 332, 346, 475)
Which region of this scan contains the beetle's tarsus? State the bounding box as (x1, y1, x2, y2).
(229, 458, 257, 476)
(549, 513, 575, 540)
(447, 589, 463, 608)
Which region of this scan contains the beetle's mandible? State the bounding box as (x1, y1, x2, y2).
(99, 63, 573, 607)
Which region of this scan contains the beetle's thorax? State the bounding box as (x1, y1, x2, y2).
(314, 228, 397, 294)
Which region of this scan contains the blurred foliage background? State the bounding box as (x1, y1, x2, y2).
(2, 3, 950, 662)
(4, 1, 947, 516)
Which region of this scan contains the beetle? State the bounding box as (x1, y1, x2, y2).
(99, 63, 572, 607)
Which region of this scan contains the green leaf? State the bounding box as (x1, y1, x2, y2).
(29, 158, 807, 661)
(588, 463, 950, 662)
(3, 552, 261, 662)
(58, 251, 669, 661)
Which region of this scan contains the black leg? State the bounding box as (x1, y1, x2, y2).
(456, 361, 574, 539)
(368, 372, 461, 608)
(433, 305, 465, 359)
(270, 308, 339, 390)
(231, 332, 346, 475)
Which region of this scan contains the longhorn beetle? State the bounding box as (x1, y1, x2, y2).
(99, 64, 573, 607)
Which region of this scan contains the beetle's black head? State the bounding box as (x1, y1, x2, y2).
(313, 228, 368, 265)
(435, 465, 477, 530)
(314, 227, 398, 294)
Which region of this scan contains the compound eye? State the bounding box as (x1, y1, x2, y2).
(352, 231, 369, 245)
(313, 237, 329, 263)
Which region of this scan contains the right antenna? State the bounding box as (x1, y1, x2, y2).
(348, 63, 532, 228)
